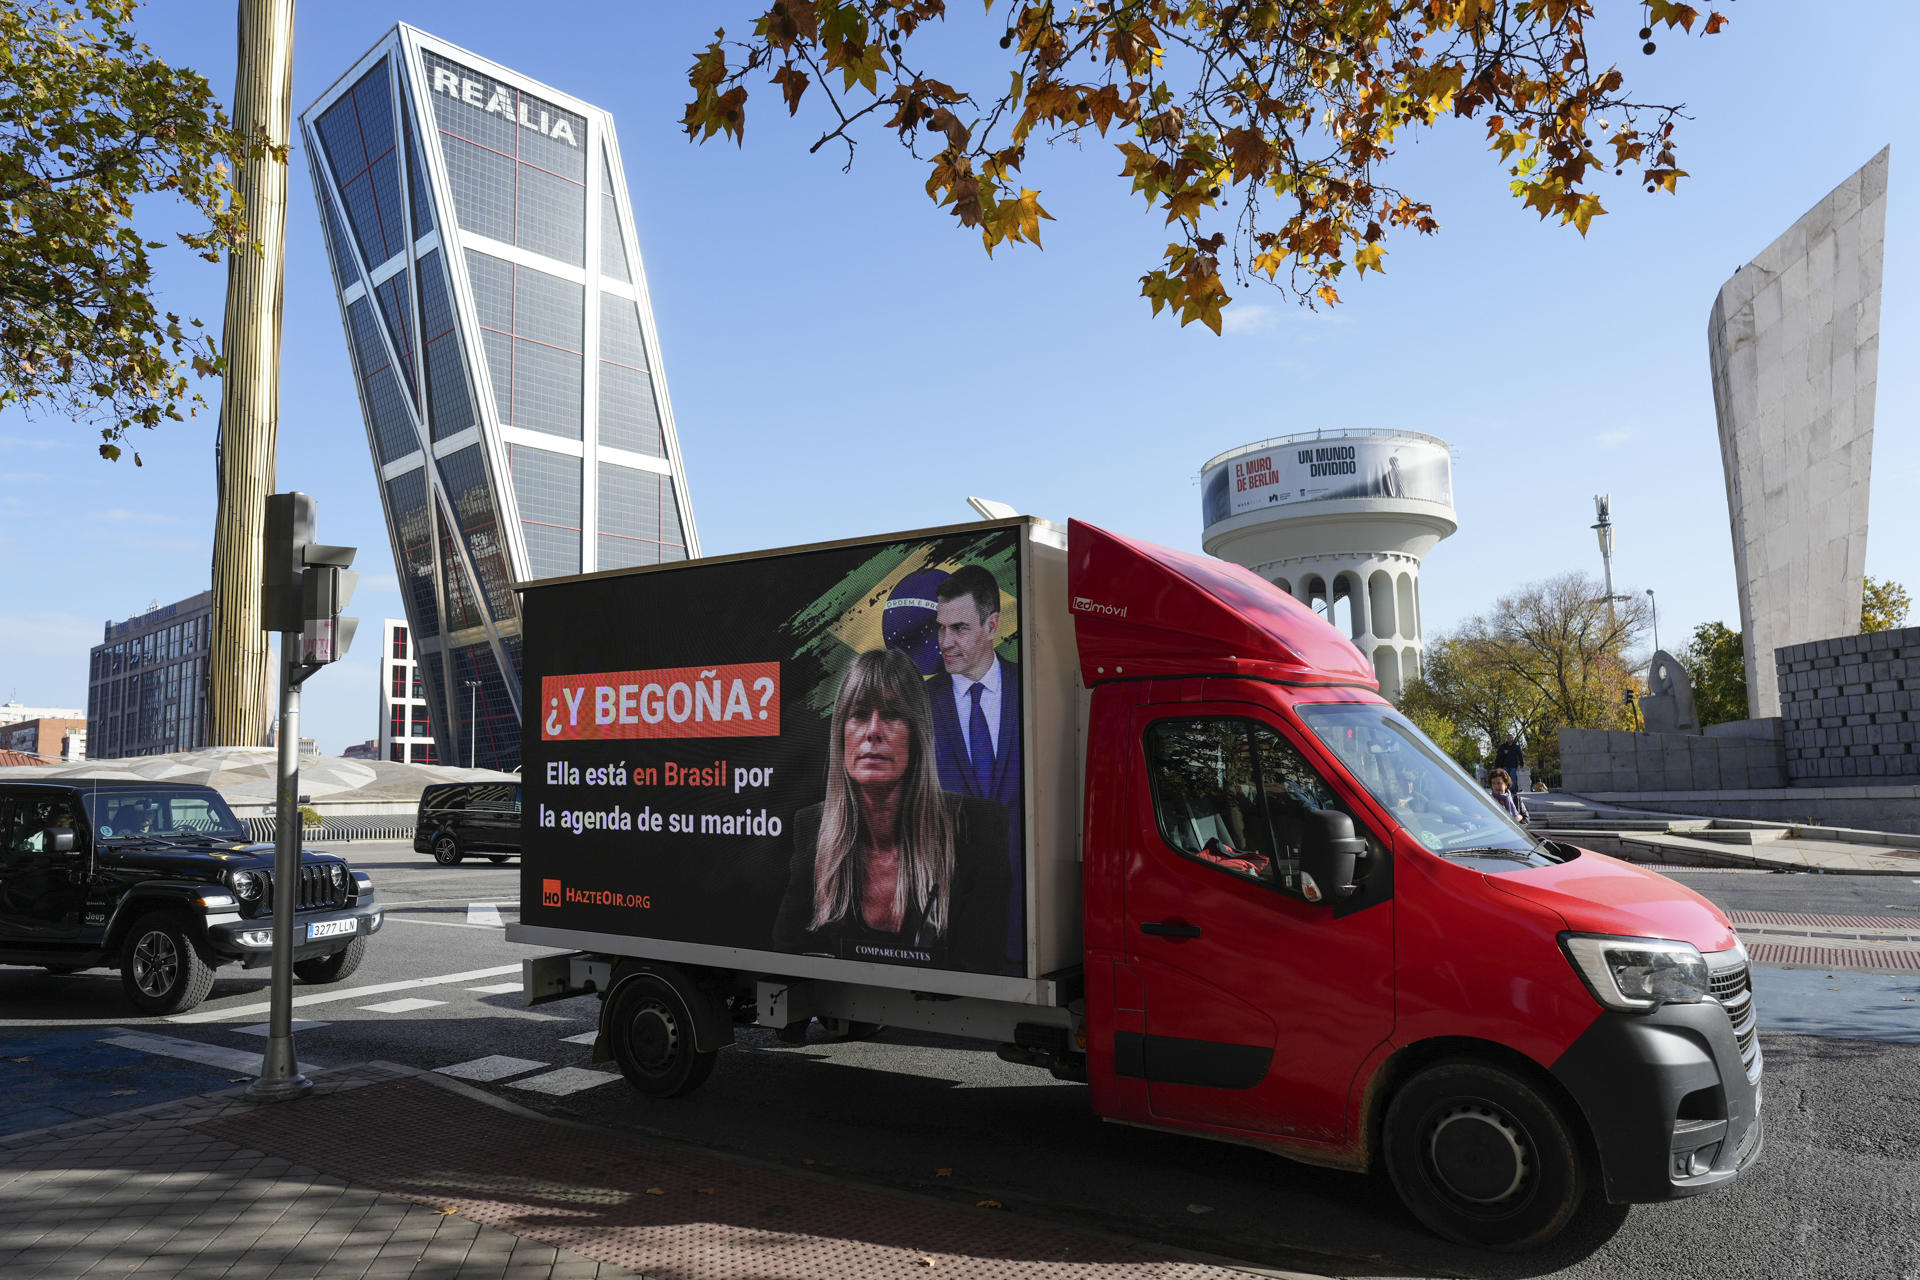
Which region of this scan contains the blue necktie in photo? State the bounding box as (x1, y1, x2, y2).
(968, 682, 994, 791)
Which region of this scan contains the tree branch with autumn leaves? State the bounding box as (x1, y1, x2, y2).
(683, 0, 1728, 333)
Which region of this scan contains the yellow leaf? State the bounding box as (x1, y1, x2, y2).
(934, 1168, 953, 1178)
(1354, 242, 1386, 274)
(976, 1199, 1004, 1209)
(1315, 284, 1341, 307)
(645, 1187, 666, 1196)
(1569, 194, 1604, 236)
(435, 1206, 459, 1216)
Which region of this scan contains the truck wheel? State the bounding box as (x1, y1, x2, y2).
(293, 936, 367, 985)
(1382, 1059, 1587, 1251)
(432, 834, 463, 865)
(605, 974, 717, 1098)
(121, 912, 217, 1015)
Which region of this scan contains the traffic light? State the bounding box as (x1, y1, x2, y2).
(261, 491, 358, 666)
(262, 492, 315, 634)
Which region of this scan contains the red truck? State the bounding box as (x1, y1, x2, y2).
(513, 516, 1762, 1250)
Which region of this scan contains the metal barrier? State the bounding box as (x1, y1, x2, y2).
(244, 816, 416, 843)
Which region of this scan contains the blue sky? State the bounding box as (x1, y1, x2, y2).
(1, 1, 1913, 754)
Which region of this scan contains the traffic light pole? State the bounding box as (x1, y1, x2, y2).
(248, 635, 312, 1102)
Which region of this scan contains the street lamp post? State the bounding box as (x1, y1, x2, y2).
(463, 679, 479, 768)
(1647, 588, 1659, 654)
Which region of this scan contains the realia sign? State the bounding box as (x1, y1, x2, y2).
(430, 65, 579, 147)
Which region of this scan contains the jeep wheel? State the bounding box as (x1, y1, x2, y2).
(606, 974, 717, 1098)
(121, 912, 216, 1015)
(294, 935, 367, 985)
(432, 834, 463, 865)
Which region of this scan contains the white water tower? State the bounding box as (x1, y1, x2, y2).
(1201, 430, 1457, 701)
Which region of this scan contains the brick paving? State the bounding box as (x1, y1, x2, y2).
(0, 1064, 1302, 1280)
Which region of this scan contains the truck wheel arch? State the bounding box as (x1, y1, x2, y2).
(1361, 1036, 1600, 1180)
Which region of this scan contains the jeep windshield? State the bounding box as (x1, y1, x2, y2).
(84, 790, 250, 842)
(1294, 702, 1558, 864)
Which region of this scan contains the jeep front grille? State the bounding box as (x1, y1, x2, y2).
(256, 866, 349, 913)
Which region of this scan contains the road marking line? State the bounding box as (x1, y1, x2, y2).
(466, 982, 522, 995)
(437, 1055, 548, 1082)
(231, 1021, 329, 1037)
(102, 1031, 326, 1075)
(506, 1066, 621, 1096)
(168, 963, 522, 1024)
(360, 998, 446, 1014)
(467, 903, 505, 927)
(382, 916, 503, 930)
(560, 1031, 599, 1045)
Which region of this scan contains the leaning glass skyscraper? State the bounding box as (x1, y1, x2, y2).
(301, 25, 698, 771)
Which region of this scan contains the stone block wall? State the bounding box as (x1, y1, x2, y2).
(1558, 725, 1786, 793)
(1776, 625, 1920, 781)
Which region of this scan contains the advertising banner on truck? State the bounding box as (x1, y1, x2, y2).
(522, 525, 1028, 977)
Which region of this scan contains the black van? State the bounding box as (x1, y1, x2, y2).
(414, 782, 521, 865)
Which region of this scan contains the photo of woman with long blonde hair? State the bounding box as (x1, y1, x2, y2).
(772, 647, 1011, 973)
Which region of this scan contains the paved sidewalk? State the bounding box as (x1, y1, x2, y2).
(0, 1063, 1317, 1280)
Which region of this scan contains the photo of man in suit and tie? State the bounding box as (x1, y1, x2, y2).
(924, 564, 1025, 975)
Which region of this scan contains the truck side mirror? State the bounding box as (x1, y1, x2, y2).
(1299, 810, 1364, 902)
(48, 828, 76, 855)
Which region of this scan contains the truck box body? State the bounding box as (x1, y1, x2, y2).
(510, 518, 1084, 1005)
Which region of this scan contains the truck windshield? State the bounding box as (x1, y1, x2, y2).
(1294, 702, 1540, 858)
(84, 790, 249, 841)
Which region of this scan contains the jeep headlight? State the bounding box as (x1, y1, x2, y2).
(229, 870, 263, 902)
(329, 863, 347, 890)
(1561, 934, 1711, 1011)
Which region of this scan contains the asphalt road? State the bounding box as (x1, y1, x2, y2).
(2, 846, 1917, 1278)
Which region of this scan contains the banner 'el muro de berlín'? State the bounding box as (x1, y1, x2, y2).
(520, 525, 1027, 978)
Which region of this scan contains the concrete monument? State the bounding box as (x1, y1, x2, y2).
(1708, 148, 1888, 719)
(1640, 649, 1700, 735)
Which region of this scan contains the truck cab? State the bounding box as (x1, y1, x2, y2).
(1069, 519, 1762, 1249)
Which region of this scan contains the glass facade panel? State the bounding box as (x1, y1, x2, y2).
(404, 97, 434, 236)
(447, 641, 519, 772)
(437, 444, 516, 620)
(438, 510, 484, 633)
(348, 299, 421, 464)
(373, 273, 418, 406)
(598, 294, 659, 455)
(386, 469, 441, 639)
(600, 146, 630, 281)
(598, 462, 688, 568)
(417, 250, 474, 441)
(316, 62, 405, 271)
(318, 183, 358, 288)
(424, 49, 585, 266)
(509, 444, 581, 578)
(465, 249, 583, 439)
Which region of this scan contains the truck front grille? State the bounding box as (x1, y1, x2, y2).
(1709, 954, 1761, 1083)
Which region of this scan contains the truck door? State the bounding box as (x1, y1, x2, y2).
(1123, 708, 1394, 1144)
(0, 791, 90, 943)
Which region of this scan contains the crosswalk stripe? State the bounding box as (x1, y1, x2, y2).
(436, 1055, 547, 1082)
(465, 982, 522, 995)
(467, 903, 505, 927)
(360, 997, 446, 1014)
(506, 1066, 621, 1096)
(169, 963, 522, 1023)
(231, 1021, 329, 1037)
(560, 1031, 599, 1045)
(103, 1031, 326, 1075)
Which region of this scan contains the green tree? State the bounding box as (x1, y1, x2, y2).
(0, 0, 273, 461)
(1679, 620, 1745, 726)
(683, 1, 1729, 332)
(1400, 632, 1537, 770)
(1861, 576, 1911, 633)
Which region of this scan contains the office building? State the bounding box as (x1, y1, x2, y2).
(87, 591, 213, 758)
(0, 718, 86, 761)
(0, 700, 84, 726)
(301, 25, 699, 771)
(379, 618, 439, 764)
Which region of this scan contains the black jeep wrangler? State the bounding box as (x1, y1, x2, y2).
(0, 779, 382, 1014)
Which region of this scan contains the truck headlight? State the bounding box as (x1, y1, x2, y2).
(1560, 933, 1711, 1011)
